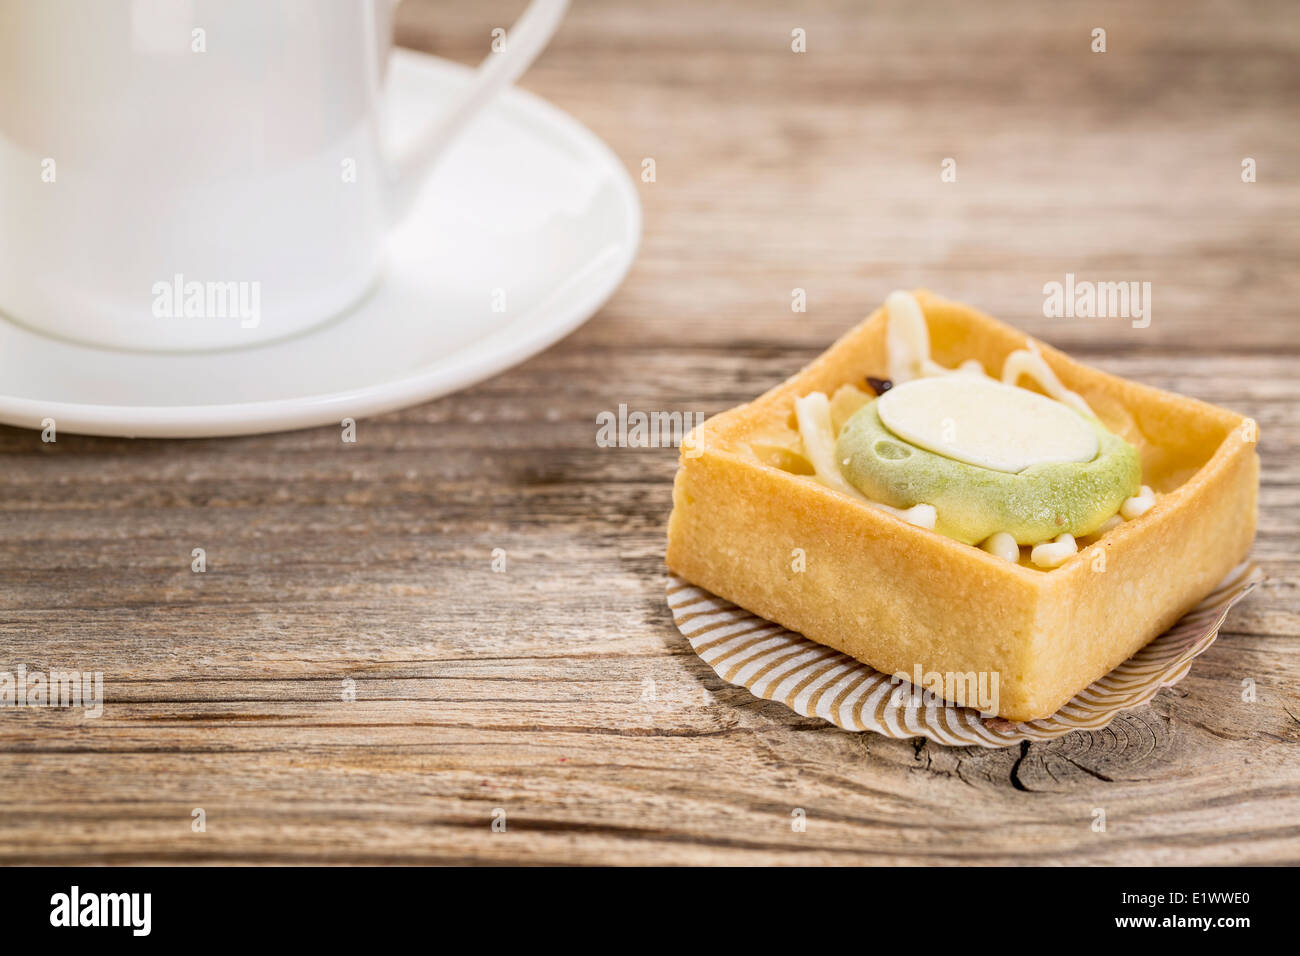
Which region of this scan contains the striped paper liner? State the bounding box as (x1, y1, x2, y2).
(667, 561, 1262, 747)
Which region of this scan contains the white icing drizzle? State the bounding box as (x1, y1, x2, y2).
(1120, 485, 1156, 520)
(1000, 343, 1095, 419)
(981, 532, 1020, 563)
(885, 290, 931, 383)
(794, 391, 938, 530)
(1095, 513, 1124, 535)
(883, 290, 1093, 418)
(1030, 533, 1077, 568)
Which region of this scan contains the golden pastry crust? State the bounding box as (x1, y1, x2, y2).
(665, 290, 1259, 722)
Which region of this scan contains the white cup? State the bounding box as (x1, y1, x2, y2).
(0, 0, 568, 351)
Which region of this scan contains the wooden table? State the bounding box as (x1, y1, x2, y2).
(2, 0, 1297, 865)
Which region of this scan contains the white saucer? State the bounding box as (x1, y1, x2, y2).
(0, 50, 640, 438)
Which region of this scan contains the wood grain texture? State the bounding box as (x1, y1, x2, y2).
(1, 0, 1298, 864)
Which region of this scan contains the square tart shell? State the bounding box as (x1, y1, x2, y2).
(665, 291, 1259, 721)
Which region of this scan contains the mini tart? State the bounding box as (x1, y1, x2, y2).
(665, 290, 1259, 722)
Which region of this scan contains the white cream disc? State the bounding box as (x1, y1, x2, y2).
(876, 376, 1098, 473)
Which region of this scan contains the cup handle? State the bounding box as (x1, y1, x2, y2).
(385, 0, 569, 218)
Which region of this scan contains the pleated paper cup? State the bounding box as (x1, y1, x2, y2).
(667, 562, 1262, 748)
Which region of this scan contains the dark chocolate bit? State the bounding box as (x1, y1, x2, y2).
(866, 376, 893, 395)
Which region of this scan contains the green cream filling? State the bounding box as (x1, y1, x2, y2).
(835, 400, 1141, 545)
